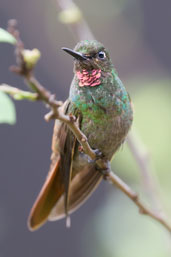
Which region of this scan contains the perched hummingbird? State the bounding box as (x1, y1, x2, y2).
(28, 40, 133, 230)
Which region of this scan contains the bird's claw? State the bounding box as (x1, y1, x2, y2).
(93, 149, 103, 160)
(96, 161, 111, 180)
(88, 149, 103, 164)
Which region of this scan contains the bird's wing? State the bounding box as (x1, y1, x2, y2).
(28, 100, 102, 230)
(48, 164, 102, 222)
(48, 104, 103, 222)
(28, 100, 75, 231)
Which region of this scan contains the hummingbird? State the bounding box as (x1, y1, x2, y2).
(28, 40, 133, 231)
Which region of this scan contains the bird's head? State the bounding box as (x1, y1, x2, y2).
(62, 40, 113, 88)
(62, 40, 113, 72)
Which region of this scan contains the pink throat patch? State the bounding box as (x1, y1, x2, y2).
(76, 69, 101, 87)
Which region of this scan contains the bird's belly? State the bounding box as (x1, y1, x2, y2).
(81, 111, 131, 160)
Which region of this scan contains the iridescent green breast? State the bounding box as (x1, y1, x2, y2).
(69, 71, 133, 159)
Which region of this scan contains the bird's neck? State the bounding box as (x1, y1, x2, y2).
(76, 69, 102, 88)
(69, 68, 117, 111)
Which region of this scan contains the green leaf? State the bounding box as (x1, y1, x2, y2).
(0, 91, 16, 124)
(0, 28, 17, 44)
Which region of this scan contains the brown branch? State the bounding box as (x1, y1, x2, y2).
(108, 171, 171, 233)
(6, 20, 171, 233)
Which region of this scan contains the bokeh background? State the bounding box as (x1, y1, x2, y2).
(0, 0, 171, 256)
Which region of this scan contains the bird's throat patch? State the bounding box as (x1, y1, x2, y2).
(76, 69, 101, 87)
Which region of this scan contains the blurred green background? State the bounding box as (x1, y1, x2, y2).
(0, 0, 171, 256)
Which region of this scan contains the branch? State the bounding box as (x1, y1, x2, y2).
(4, 20, 171, 233)
(108, 171, 171, 233)
(0, 84, 38, 101)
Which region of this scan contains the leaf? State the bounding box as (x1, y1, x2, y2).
(0, 28, 17, 44)
(0, 91, 16, 124)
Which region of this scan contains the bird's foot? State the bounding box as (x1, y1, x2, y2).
(96, 161, 111, 180)
(93, 149, 103, 160)
(88, 149, 103, 164)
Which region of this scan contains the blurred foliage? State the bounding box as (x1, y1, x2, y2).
(0, 28, 16, 124)
(0, 28, 16, 44)
(84, 78, 171, 257)
(0, 91, 16, 124)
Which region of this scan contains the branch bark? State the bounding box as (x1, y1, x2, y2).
(108, 171, 171, 233)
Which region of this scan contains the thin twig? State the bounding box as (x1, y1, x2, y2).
(108, 171, 171, 233)
(0, 84, 39, 101)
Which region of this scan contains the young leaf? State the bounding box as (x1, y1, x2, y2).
(0, 28, 17, 44)
(0, 91, 16, 124)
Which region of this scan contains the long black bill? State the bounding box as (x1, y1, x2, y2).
(62, 47, 87, 61)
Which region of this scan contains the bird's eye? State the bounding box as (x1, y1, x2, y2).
(97, 51, 106, 60)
